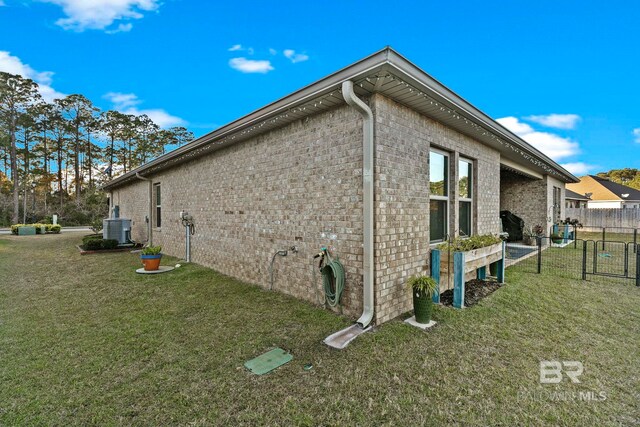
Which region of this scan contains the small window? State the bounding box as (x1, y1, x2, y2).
(154, 183, 161, 228)
(430, 150, 449, 242)
(458, 159, 473, 237)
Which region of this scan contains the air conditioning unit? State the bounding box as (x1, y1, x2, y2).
(103, 218, 132, 245)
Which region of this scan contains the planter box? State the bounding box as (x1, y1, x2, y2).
(440, 243, 503, 278)
(18, 226, 36, 236)
(431, 242, 505, 309)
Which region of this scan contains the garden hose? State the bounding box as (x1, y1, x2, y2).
(315, 248, 345, 307)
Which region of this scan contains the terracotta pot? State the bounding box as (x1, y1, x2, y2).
(141, 254, 162, 271)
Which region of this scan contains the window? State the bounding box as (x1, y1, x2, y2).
(459, 159, 473, 237)
(430, 150, 448, 242)
(154, 183, 161, 228)
(553, 187, 561, 220)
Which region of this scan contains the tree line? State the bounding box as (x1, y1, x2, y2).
(596, 168, 640, 191)
(0, 72, 194, 226)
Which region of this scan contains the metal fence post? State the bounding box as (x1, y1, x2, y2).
(636, 244, 640, 287)
(634, 229, 638, 254)
(602, 227, 606, 250)
(582, 239, 587, 281)
(624, 243, 629, 277)
(537, 237, 542, 274)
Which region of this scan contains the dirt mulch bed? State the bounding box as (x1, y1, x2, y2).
(440, 279, 502, 307)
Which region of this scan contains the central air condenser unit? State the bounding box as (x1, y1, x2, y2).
(103, 218, 132, 244)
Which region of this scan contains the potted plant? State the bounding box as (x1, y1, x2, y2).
(140, 245, 163, 271)
(407, 274, 438, 324)
(523, 227, 534, 246)
(551, 233, 563, 244)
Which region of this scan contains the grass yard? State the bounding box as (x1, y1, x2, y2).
(1, 233, 639, 426)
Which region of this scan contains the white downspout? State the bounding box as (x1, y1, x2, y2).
(342, 80, 374, 328)
(136, 172, 153, 246)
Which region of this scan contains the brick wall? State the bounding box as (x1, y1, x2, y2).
(112, 104, 366, 318)
(500, 170, 566, 236)
(372, 95, 502, 323)
(112, 179, 149, 242)
(112, 95, 513, 325)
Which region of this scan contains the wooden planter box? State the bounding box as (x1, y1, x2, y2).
(440, 243, 503, 278)
(431, 242, 505, 309)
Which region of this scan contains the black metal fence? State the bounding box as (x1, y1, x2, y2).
(507, 237, 639, 285)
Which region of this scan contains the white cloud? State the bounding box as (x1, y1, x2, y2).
(560, 162, 597, 175)
(228, 44, 243, 52)
(228, 57, 274, 74)
(105, 22, 133, 34)
(40, 0, 161, 32)
(524, 113, 581, 130)
(283, 49, 309, 63)
(633, 128, 640, 143)
(269, 48, 277, 55)
(497, 116, 580, 160)
(104, 92, 185, 128)
(0, 51, 66, 102)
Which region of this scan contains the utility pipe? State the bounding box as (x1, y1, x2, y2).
(342, 80, 374, 328)
(135, 172, 153, 246)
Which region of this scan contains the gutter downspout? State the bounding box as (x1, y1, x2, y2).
(136, 172, 153, 246)
(342, 80, 374, 328)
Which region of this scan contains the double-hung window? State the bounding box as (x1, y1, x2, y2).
(154, 183, 162, 228)
(429, 150, 449, 242)
(458, 159, 473, 237)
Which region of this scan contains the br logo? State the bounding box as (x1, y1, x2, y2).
(540, 361, 583, 383)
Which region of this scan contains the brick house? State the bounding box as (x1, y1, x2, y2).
(103, 48, 577, 326)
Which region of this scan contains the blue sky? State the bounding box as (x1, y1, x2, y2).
(1, 0, 639, 175)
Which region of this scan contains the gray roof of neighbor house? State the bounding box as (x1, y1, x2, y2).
(565, 189, 591, 201)
(103, 47, 578, 190)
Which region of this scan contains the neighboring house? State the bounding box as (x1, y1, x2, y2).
(567, 175, 640, 209)
(565, 189, 590, 208)
(103, 48, 577, 325)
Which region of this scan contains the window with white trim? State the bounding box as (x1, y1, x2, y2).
(458, 158, 473, 237)
(429, 150, 448, 242)
(154, 183, 162, 228)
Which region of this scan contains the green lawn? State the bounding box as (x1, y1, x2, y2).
(1, 233, 639, 426)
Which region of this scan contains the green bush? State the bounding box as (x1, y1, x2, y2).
(84, 239, 104, 250)
(82, 234, 102, 245)
(437, 234, 502, 252)
(83, 237, 119, 251)
(47, 224, 61, 234)
(11, 223, 62, 234)
(101, 239, 119, 250)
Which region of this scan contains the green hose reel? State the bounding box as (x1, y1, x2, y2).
(316, 248, 345, 307)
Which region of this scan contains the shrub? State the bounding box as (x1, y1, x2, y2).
(83, 237, 119, 251)
(84, 239, 104, 250)
(101, 239, 119, 250)
(82, 234, 102, 245)
(11, 223, 62, 234)
(47, 224, 61, 234)
(438, 234, 502, 252)
(90, 218, 103, 234)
